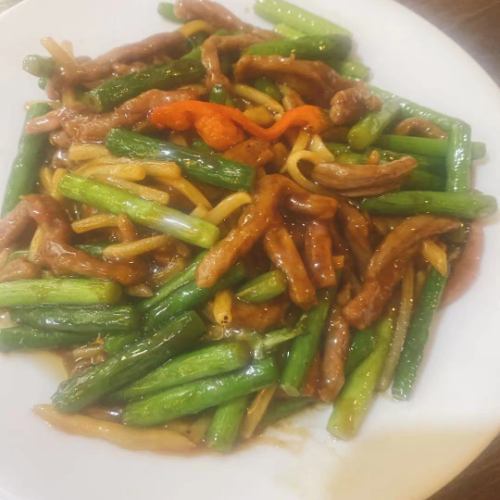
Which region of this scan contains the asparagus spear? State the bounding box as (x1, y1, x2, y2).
(0, 326, 97, 352)
(123, 358, 279, 426)
(59, 173, 219, 248)
(83, 59, 205, 112)
(145, 263, 247, 331)
(110, 342, 251, 402)
(281, 291, 331, 396)
(0, 279, 122, 307)
(348, 99, 400, 151)
(328, 315, 394, 439)
(11, 305, 138, 333)
(245, 34, 352, 61)
(360, 191, 497, 219)
(52, 311, 205, 412)
(106, 128, 255, 191)
(2, 102, 51, 215)
(236, 270, 287, 303)
(206, 396, 249, 452)
(254, 0, 351, 37)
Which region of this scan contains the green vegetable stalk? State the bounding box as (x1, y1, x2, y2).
(2, 102, 51, 215)
(360, 191, 497, 220)
(106, 128, 255, 192)
(110, 342, 251, 402)
(206, 396, 249, 452)
(328, 315, 394, 439)
(59, 173, 219, 248)
(52, 311, 205, 412)
(123, 358, 279, 426)
(83, 59, 205, 112)
(236, 270, 287, 303)
(0, 279, 122, 307)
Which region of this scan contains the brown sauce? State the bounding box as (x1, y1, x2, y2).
(443, 222, 484, 305)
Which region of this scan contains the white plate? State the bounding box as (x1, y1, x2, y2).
(1, 1, 500, 499)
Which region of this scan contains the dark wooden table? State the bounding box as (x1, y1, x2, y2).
(394, 4, 500, 498)
(0, 0, 498, 498)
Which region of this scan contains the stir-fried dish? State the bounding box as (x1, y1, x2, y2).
(0, 0, 497, 453)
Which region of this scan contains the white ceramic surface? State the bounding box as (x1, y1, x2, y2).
(1, 1, 500, 499)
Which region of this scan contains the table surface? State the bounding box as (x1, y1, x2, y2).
(0, 0, 499, 499)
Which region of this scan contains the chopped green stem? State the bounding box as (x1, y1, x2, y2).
(2, 102, 52, 215)
(123, 358, 278, 426)
(236, 270, 287, 303)
(22, 55, 55, 78)
(370, 86, 454, 130)
(334, 59, 370, 80)
(254, 0, 351, 37)
(253, 76, 283, 101)
(246, 34, 352, 61)
(144, 263, 247, 332)
(206, 396, 249, 452)
(139, 253, 205, 312)
(344, 327, 377, 377)
(0, 278, 122, 307)
(253, 327, 299, 358)
(106, 128, 255, 191)
(110, 342, 251, 402)
(446, 121, 472, 192)
(260, 397, 315, 428)
(274, 23, 302, 38)
(360, 191, 497, 219)
(209, 84, 234, 106)
(52, 311, 204, 412)
(82, 59, 205, 112)
(59, 173, 219, 248)
(348, 100, 400, 150)
(328, 315, 394, 439)
(11, 305, 138, 333)
(281, 291, 331, 396)
(392, 270, 446, 400)
(157, 2, 181, 22)
(0, 326, 97, 352)
(376, 135, 485, 160)
(103, 333, 139, 355)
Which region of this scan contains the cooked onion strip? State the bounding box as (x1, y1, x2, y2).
(35, 405, 195, 452)
(205, 192, 252, 225)
(103, 235, 171, 261)
(51, 168, 67, 200)
(241, 385, 277, 439)
(75, 162, 146, 181)
(68, 144, 111, 162)
(285, 150, 325, 193)
(71, 214, 118, 234)
(143, 161, 182, 179)
(421, 239, 448, 276)
(309, 134, 335, 161)
(232, 84, 284, 115)
(180, 19, 215, 38)
(99, 176, 170, 204)
(212, 289, 233, 325)
(157, 176, 212, 209)
(41, 37, 78, 72)
(378, 264, 415, 391)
